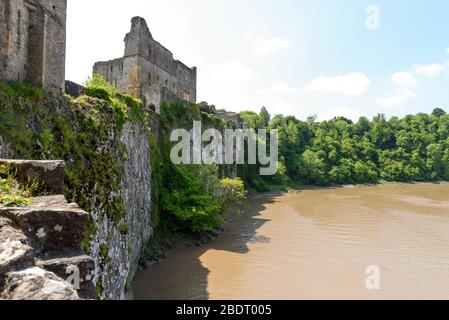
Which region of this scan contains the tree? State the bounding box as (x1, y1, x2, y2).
(300, 150, 327, 185)
(432, 108, 447, 118)
(240, 111, 263, 129)
(354, 116, 371, 136)
(259, 107, 271, 127)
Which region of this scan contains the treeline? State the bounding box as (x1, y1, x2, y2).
(239, 107, 449, 190)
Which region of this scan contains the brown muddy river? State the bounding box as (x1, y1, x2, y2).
(133, 183, 449, 300)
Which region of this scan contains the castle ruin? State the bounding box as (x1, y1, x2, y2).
(0, 0, 67, 93)
(93, 17, 197, 114)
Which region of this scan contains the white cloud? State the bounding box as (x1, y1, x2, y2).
(412, 63, 445, 77)
(302, 73, 372, 96)
(381, 61, 446, 108)
(209, 62, 254, 84)
(375, 89, 416, 108)
(319, 106, 361, 121)
(446, 48, 449, 54)
(269, 82, 299, 94)
(253, 38, 294, 55)
(391, 71, 417, 87)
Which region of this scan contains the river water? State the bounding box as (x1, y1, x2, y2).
(134, 183, 449, 300)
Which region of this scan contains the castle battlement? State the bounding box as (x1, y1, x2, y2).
(0, 0, 67, 93)
(93, 17, 197, 114)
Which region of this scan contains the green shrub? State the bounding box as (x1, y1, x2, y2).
(38, 129, 55, 154)
(84, 74, 144, 132)
(161, 165, 224, 233)
(218, 178, 247, 205)
(119, 222, 129, 235)
(0, 167, 34, 206)
(0, 81, 42, 100)
(84, 73, 117, 96)
(84, 87, 111, 102)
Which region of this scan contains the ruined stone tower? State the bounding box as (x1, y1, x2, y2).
(93, 17, 197, 114)
(0, 0, 67, 93)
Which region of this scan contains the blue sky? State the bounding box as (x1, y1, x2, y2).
(66, 0, 449, 121)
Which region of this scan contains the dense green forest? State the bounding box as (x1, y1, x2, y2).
(239, 107, 449, 191)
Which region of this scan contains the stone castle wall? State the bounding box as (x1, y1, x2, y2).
(93, 17, 197, 113)
(0, 0, 66, 93)
(88, 121, 153, 300)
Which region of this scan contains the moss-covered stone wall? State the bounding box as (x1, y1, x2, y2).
(0, 81, 154, 299)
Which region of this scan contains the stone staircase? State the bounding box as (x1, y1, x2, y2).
(0, 160, 96, 300)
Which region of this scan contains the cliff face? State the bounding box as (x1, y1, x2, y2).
(89, 122, 152, 299)
(0, 83, 155, 299)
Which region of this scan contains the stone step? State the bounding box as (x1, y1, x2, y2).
(36, 251, 96, 299)
(1, 267, 79, 300)
(0, 159, 65, 195)
(0, 195, 89, 253)
(0, 216, 34, 289)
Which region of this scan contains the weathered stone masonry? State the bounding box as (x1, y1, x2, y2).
(0, 0, 66, 93)
(0, 160, 95, 300)
(94, 17, 197, 114)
